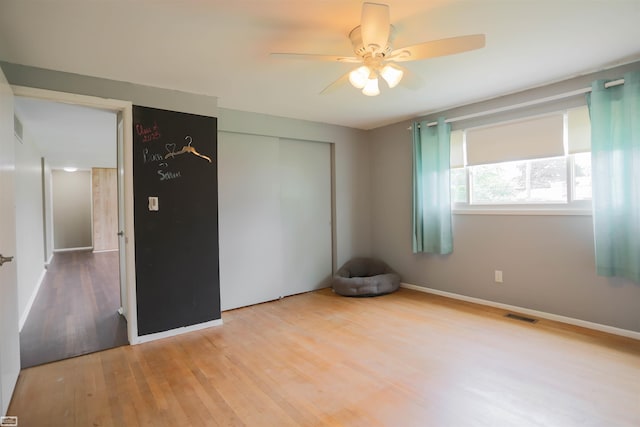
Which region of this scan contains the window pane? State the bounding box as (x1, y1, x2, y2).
(572, 152, 592, 200)
(450, 168, 467, 203)
(470, 161, 526, 203)
(529, 157, 567, 202)
(470, 157, 567, 204)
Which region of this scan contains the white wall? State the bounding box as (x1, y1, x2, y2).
(51, 169, 92, 250)
(14, 127, 46, 328)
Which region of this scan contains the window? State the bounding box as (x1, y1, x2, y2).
(572, 152, 592, 200)
(470, 156, 568, 204)
(450, 106, 592, 212)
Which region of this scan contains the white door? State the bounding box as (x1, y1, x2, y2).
(0, 66, 20, 415)
(279, 138, 332, 295)
(218, 132, 283, 310)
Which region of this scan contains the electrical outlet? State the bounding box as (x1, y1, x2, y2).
(494, 270, 503, 283)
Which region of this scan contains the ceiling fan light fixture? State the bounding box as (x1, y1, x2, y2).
(271, 3, 486, 97)
(362, 77, 380, 96)
(380, 64, 403, 88)
(349, 66, 370, 89)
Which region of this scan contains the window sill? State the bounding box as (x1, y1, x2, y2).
(452, 206, 592, 216)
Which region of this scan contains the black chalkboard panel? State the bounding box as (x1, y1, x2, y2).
(132, 105, 220, 336)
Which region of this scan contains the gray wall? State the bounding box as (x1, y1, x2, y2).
(369, 119, 640, 333)
(14, 125, 45, 326)
(9, 60, 636, 335)
(51, 170, 92, 250)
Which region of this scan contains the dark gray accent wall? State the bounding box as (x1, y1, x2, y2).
(369, 120, 640, 333)
(133, 106, 220, 335)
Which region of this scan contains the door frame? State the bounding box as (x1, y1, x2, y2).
(1, 64, 20, 417)
(12, 85, 139, 344)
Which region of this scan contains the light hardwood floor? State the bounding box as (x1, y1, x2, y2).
(8, 288, 640, 426)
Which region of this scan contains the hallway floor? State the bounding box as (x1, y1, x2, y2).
(19, 250, 128, 368)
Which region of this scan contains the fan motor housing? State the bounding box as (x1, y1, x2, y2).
(349, 25, 396, 58)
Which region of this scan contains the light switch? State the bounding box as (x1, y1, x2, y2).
(148, 196, 159, 211)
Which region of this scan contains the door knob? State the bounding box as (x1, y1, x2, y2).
(0, 254, 14, 267)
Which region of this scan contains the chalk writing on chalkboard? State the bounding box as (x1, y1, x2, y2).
(136, 121, 162, 143)
(139, 128, 213, 182)
(158, 169, 182, 181)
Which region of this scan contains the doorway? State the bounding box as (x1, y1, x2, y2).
(12, 92, 134, 367)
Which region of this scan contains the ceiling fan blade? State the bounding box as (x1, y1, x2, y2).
(389, 34, 486, 62)
(360, 2, 390, 54)
(320, 71, 352, 95)
(270, 53, 361, 63)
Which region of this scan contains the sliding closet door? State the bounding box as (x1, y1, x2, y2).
(218, 132, 283, 310)
(279, 138, 331, 295)
(218, 133, 332, 311)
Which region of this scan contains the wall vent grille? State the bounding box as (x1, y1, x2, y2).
(505, 313, 538, 323)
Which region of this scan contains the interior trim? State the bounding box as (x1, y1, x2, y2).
(18, 268, 46, 332)
(136, 319, 224, 344)
(401, 282, 640, 340)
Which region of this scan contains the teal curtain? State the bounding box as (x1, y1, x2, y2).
(587, 70, 640, 282)
(412, 117, 453, 254)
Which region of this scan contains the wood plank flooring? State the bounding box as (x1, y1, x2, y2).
(19, 250, 128, 368)
(9, 288, 640, 426)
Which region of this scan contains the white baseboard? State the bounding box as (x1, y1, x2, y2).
(53, 246, 93, 253)
(401, 282, 640, 340)
(19, 268, 47, 331)
(93, 248, 118, 254)
(134, 318, 224, 345)
(45, 253, 54, 267)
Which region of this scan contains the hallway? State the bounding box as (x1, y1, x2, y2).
(20, 250, 128, 368)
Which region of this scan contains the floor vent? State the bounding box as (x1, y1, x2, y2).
(505, 313, 538, 323)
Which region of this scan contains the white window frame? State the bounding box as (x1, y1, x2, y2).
(451, 110, 592, 216)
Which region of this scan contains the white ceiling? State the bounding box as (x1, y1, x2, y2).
(1, 0, 640, 130)
(14, 97, 117, 170)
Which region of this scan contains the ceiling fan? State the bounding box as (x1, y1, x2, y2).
(271, 2, 485, 96)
